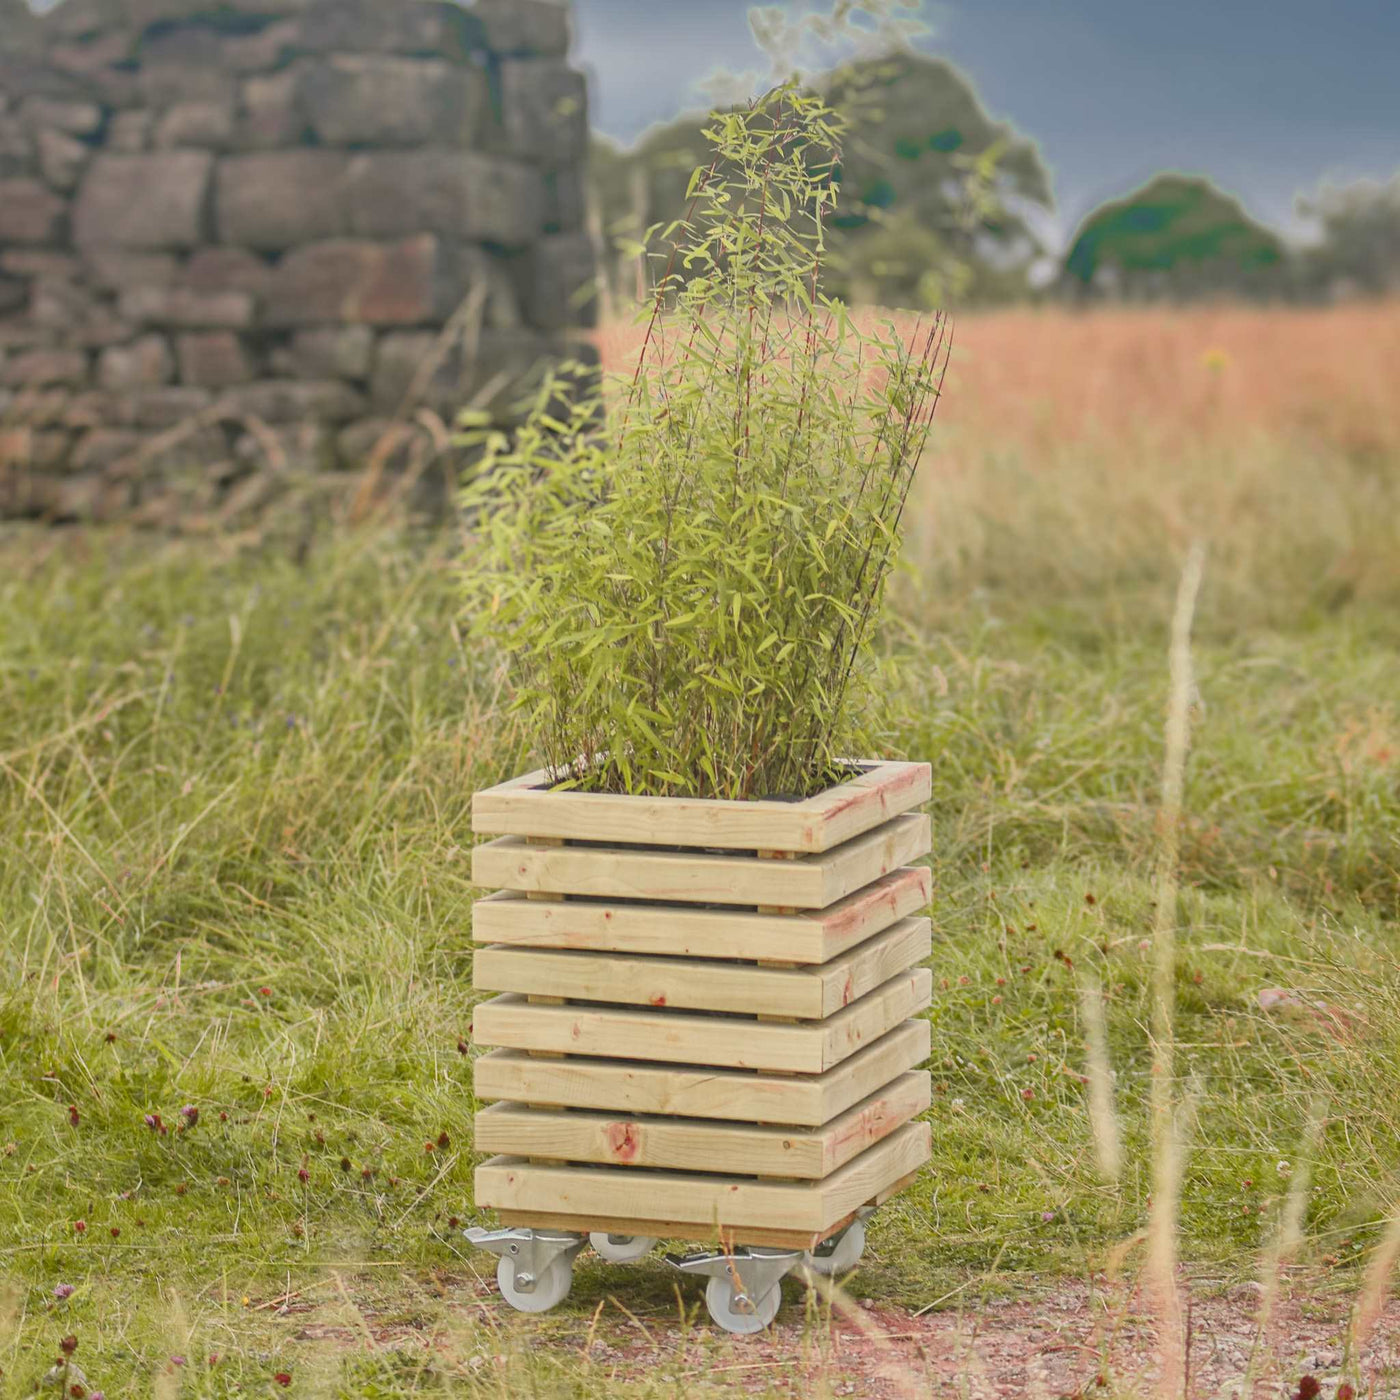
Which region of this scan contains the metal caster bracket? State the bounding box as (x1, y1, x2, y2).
(804, 1206, 876, 1276)
(667, 1246, 804, 1334)
(464, 1227, 585, 1297)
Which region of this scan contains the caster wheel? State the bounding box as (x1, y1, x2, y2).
(590, 1232, 656, 1263)
(496, 1252, 573, 1314)
(704, 1273, 782, 1335)
(804, 1219, 866, 1276)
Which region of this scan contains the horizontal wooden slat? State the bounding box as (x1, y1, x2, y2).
(473, 1020, 931, 1126)
(472, 759, 931, 854)
(472, 813, 930, 910)
(498, 1165, 923, 1249)
(474, 943, 809, 1017)
(472, 969, 932, 1075)
(472, 867, 931, 965)
(475, 1120, 931, 1236)
(473, 1072, 930, 1178)
(472, 917, 931, 1020)
(498, 1212, 832, 1251)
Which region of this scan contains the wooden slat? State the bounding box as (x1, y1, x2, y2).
(474, 1020, 931, 1126)
(472, 866, 931, 965)
(472, 759, 931, 854)
(472, 917, 931, 1020)
(472, 813, 930, 910)
(498, 1167, 924, 1251)
(498, 1213, 829, 1251)
(475, 1120, 931, 1235)
(475, 943, 814, 1018)
(473, 1071, 930, 1179)
(473, 969, 932, 1075)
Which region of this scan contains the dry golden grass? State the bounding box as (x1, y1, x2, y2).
(917, 301, 1400, 459)
(596, 300, 1400, 459)
(597, 300, 1400, 630)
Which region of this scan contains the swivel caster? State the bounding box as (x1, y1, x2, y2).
(590, 1232, 656, 1263)
(803, 1217, 868, 1276)
(465, 1227, 585, 1315)
(668, 1246, 803, 1335)
(496, 1251, 573, 1313)
(704, 1272, 782, 1334)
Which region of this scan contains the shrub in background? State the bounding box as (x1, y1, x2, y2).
(461, 81, 950, 801)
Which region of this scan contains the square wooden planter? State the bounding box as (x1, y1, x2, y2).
(469, 759, 934, 1251)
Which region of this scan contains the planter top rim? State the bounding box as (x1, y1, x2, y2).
(471, 757, 931, 855)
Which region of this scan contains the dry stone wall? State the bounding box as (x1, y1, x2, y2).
(0, 0, 594, 524)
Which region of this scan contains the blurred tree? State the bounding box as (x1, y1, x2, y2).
(820, 52, 1052, 306)
(1061, 174, 1287, 300)
(1298, 175, 1400, 298)
(590, 50, 1053, 311)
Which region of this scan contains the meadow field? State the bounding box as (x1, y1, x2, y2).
(2, 302, 1399, 1397)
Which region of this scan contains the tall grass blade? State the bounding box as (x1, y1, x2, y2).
(1353, 1199, 1400, 1357)
(1246, 1097, 1326, 1391)
(1079, 976, 1124, 1184)
(1146, 539, 1206, 1400)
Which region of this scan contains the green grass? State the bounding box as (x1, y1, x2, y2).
(1, 489, 1398, 1395)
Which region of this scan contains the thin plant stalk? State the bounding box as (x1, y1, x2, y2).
(1352, 1200, 1400, 1361)
(1245, 1098, 1326, 1393)
(1146, 539, 1206, 1400)
(1078, 976, 1124, 1185)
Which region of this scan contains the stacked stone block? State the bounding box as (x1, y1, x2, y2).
(0, 0, 594, 524)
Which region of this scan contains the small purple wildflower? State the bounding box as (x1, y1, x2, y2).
(54, 1283, 75, 1300)
(1040, 1210, 1056, 1222)
(179, 1105, 199, 1127)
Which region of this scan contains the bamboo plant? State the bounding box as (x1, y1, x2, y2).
(461, 81, 950, 802)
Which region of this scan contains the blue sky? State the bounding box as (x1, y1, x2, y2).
(573, 0, 1400, 249)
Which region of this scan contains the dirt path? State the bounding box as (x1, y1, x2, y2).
(262, 1269, 1400, 1398)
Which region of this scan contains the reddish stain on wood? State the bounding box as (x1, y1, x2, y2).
(819, 789, 872, 822)
(830, 1097, 894, 1152)
(606, 1122, 639, 1162)
(823, 866, 933, 937)
(649, 993, 667, 1006)
(820, 766, 921, 823)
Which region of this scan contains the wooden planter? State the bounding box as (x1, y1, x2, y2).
(469, 760, 934, 1253)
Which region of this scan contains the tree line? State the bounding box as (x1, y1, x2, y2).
(589, 51, 1400, 310)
